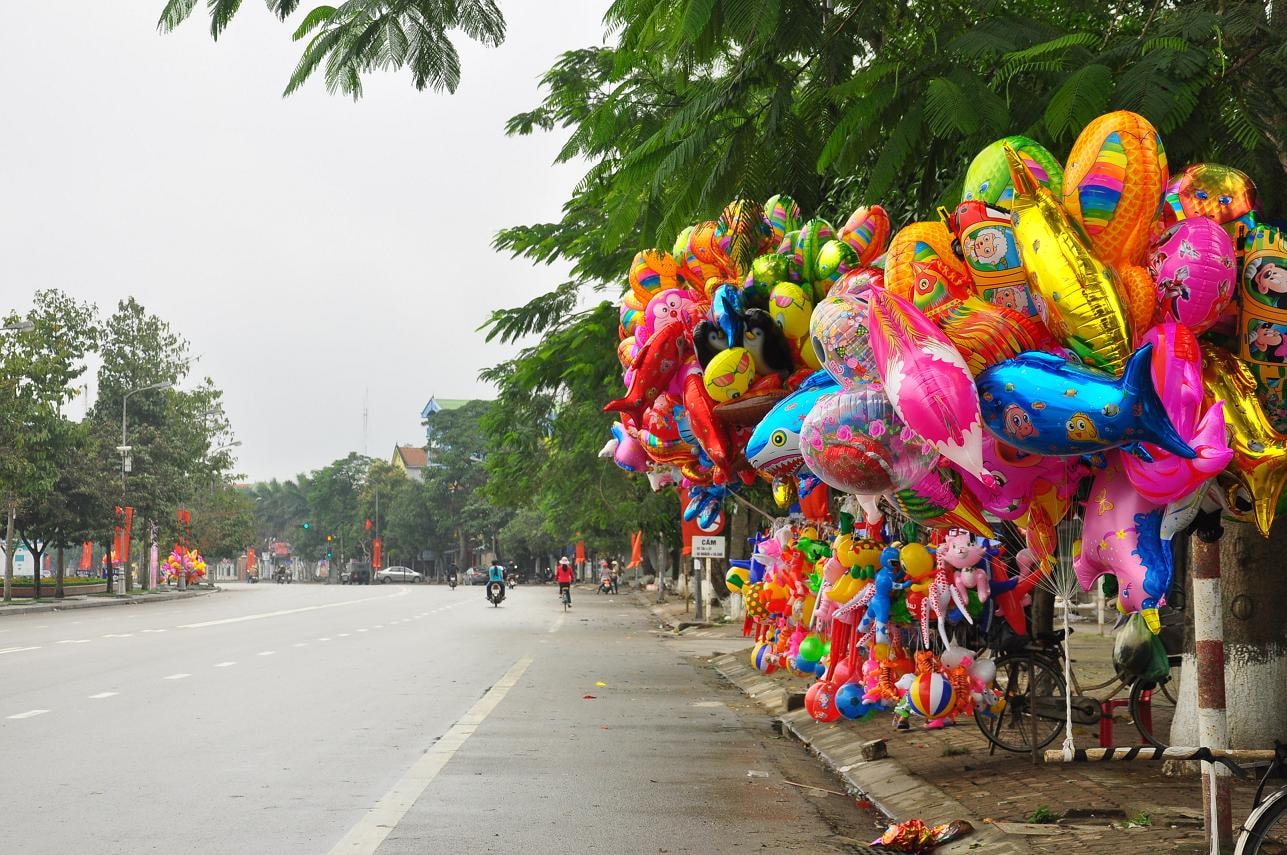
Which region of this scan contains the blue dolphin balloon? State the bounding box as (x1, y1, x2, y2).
(976, 345, 1197, 459)
(712, 284, 744, 348)
(745, 370, 839, 477)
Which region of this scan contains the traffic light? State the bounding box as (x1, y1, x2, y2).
(326, 534, 333, 542)
(302, 522, 311, 530)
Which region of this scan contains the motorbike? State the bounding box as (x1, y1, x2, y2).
(486, 580, 505, 607)
(274, 569, 290, 584)
(505, 573, 518, 588)
(597, 575, 613, 595)
(247, 573, 258, 584)
(448, 576, 457, 590)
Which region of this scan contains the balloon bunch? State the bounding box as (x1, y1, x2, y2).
(164, 547, 207, 585)
(605, 108, 1284, 639)
(732, 512, 1009, 728)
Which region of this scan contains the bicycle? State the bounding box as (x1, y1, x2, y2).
(973, 628, 1179, 755)
(560, 584, 571, 612)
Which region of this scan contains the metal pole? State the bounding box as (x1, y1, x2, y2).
(121, 394, 130, 594)
(1191, 536, 1231, 853)
(693, 557, 704, 621)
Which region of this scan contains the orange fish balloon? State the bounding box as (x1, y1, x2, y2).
(1062, 111, 1169, 335)
(1201, 344, 1287, 536)
(1005, 144, 1134, 375)
(882, 221, 967, 299)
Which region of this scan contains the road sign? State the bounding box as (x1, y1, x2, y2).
(691, 536, 726, 558)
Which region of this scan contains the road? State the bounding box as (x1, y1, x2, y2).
(0, 581, 876, 854)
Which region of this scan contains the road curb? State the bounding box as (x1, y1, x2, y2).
(0, 587, 220, 618)
(711, 653, 1032, 855)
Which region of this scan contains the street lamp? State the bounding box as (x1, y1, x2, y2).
(0, 320, 34, 333)
(118, 381, 171, 593)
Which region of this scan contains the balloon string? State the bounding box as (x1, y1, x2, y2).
(1061, 599, 1075, 761)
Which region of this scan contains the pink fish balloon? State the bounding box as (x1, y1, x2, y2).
(1075, 451, 1172, 633)
(866, 289, 990, 485)
(1121, 324, 1232, 504)
(977, 434, 1083, 520)
(1148, 218, 1237, 334)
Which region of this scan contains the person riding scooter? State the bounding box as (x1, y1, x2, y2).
(597, 560, 614, 595)
(486, 559, 506, 605)
(446, 563, 459, 590)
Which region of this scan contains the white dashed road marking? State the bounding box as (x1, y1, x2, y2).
(7, 709, 49, 719)
(258, 651, 275, 657)
(89, 692, 118, 699)
(0, 646, 39, 656)
(163, 673, 191, 680)
(56, 639, 91, 645)
(214, 662, 236, 668)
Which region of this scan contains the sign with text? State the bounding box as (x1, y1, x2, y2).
(690, 536, 727, 558)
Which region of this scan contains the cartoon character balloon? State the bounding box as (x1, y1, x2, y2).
(1162, 162, 1258, 232)
(1148, 217, 1237, 333)
(809, 294, 875, 389)
(1238, 225, 1287, 433)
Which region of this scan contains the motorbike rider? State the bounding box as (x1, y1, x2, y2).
(610, 560, 620, 594)
(486, 558, 506, 601)
(555, 557, 574, 607)
(446, 563, 459, 588)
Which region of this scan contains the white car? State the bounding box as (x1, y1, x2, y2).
(375, 566, 423, 584)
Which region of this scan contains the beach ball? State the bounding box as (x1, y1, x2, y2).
(906, 672, 957, 718)
(725, 565, 749, 594)
(751, 642, 778, 674)
(769, 282, 814, 339)
(835, 683, 869, 720)
(703, 347, 755, 402)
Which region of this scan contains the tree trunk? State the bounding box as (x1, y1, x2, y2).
(1173, 520, 1287, 748)
(55, 542, 65, 600)
(3, 503, 14, 602)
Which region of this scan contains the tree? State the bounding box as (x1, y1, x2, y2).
(380, 476, 436, 569)
(421, 400, 506, 568)
(0, 290, 100, 601)
(157, 0, 506, 98)
(188, 485, 257, 561)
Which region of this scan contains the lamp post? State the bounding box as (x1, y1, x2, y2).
(1, 320, 34, 333)
(118, 381, 171, 593)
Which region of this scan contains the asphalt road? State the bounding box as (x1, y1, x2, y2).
(0, 582, 875, 854)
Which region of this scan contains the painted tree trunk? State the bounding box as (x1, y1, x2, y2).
(1173, 520, 1287, 749)
(3, 503, 13, 602)
(55, 542, 65, 600)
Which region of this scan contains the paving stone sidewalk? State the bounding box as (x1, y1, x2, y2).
(634, 590, 1254, 854)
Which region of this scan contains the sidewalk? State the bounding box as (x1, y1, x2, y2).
(631, 589, 1245, 854)
(0, 587, 218, 618)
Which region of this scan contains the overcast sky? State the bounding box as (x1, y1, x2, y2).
(1, 2, 608, 482)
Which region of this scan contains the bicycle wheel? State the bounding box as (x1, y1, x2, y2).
(974, 653, 1067, 754)
(1129, 656, 1182, 749)
(1237, 789, 1287, 855)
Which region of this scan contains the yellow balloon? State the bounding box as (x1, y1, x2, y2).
(769, 283, 813, 338)
(1005, 145, 1134, 375)
(899, 542, 934, 580)
(797, 333, 822, 369)
(871, 642, 891, 662)
(800, 593, 816, 625)
(853, 543, 882, 573)
(1202, 344, 1287, 536)
(771, 477, 796, 508)
(833, 533, 857, 567)
(703, 347, 755, 402)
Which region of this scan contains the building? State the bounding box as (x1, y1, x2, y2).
(391, 444, 429, 482)
(420, 396, 469, 447)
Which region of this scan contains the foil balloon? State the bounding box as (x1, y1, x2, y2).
(793, 218, 838, 299)
(638, 392, 695, 464)
(1148, 217, 1237, 333)
(764, 194, 803, 247)
(1163, 162, 1258, 231)
(604, 321, 688, 422)
(976, 346, 1196, 459)
(702, 347, 754, 402)
(883, 256, 1058, 374)
(837, 205, 892, 266)
(979, 433, 1083, 520)
(944, 200, 1042, 318)
(1121, 324, 1231, 504)
(892, 464, 993, 537)
(1201, 344, 1287, 536)
(635, 288, 695, 343)
(745, 371, 840, 478)
(882, 221, 967, 300)
(1238, 225, 1287, 433)
(619, 291, 646, 340)
(685, 220, 734, 288)
(711, 282, 744, 347)
(599, 422, 649, 473)
(1075, 451, 1171, 632)
(963, 135, 1064, 206)
(830, 266, 883, 299)
(1005, 144, 1134, 374)
(628, 249, 680, 303)
(865, 288, 989, 484)
(682, 372, 740, 481)
(809, 294, 875, 389)
(1061, 110, 1169, 334)
(816, 240, 859, 285)
(716, 198, 770, 275)
(769, 282, 814, 339)
(799, 385, 940, 494)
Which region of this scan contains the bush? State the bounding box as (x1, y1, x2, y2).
(7, 576, 103, 587)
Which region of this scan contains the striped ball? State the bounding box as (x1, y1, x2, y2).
(751, 642, 778, 674)
(906, 672, 957, 718)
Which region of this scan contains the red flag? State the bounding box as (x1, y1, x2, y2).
(80, 542, 92, 571)
(628, 531, 643, 569)
(246, 547, 256, 571)
(364, 518, 373, 531)
(372, 538, 382, 570)
(574, 540, 586, 565)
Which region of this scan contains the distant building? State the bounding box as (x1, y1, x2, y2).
(420, 396, 469, 447)
(391, 444, 429, 482)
